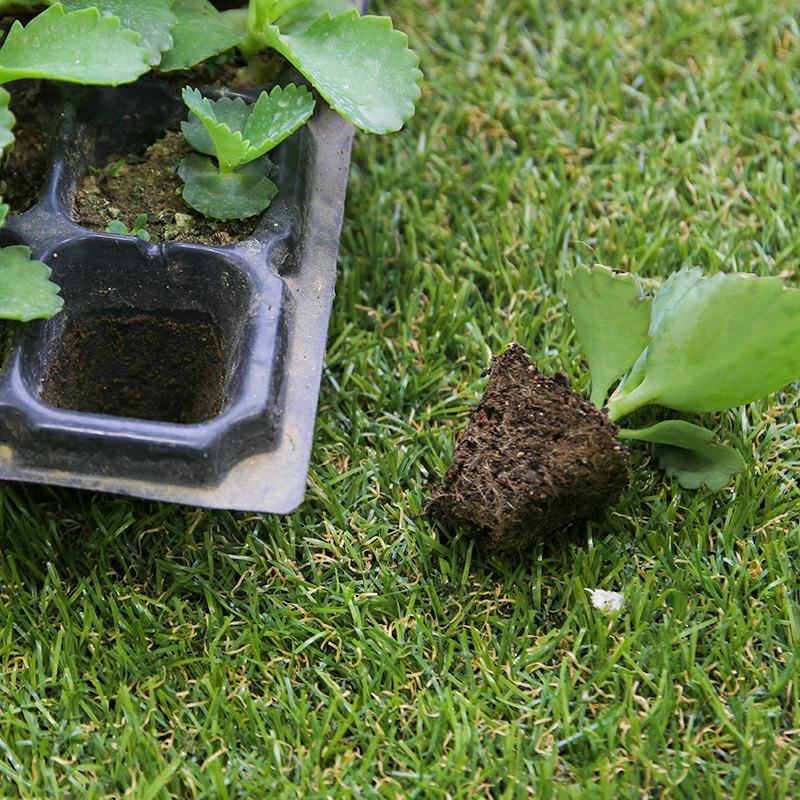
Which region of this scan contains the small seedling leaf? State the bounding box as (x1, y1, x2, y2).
(0, 5, 150, 84)
(242, 84, 315, 161)
(0, 87, 14, 154)
(0, 245, 63, 321)
(159, 0, 240, 71)
(267, 10, 422, 133)
(619, 420, 744, 490)
(181, 170, 278, 220)
(182, 87, 249, 171)
(182, 95, 250, 156)
(57, 0, 178, 66)
(626, 273, 800, 413)
(565, 264, 652, 408)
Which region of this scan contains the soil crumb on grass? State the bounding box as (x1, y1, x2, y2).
(1, 82, 52, 213)
(41, 309, 226, 424)
(73, 131, 259, 245)
(427, 343, 629, 555)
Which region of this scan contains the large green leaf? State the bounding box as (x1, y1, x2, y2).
(618, 420, 745, 491)
(0, 5, 150, 85)
(275, 0, 352, 32)
(565, 264, 652, 408)
(179, 154, 277, 220)
(56, 0, 178, 66)
(158, 0, 240, 71)
(241, 84, 315, 160)
(613, 267, 705, 398)
(0, 246, 63, 321)
(265, 9, 422, 134)
(617, 273, 800, 414)
(0, 87, 15, 155)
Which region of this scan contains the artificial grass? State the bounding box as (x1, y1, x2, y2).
(1, 0, 800, 796)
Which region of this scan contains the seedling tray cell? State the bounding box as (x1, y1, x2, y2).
(0, 79, 355, 513)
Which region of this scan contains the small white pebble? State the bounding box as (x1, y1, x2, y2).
(587, 589, 624, 613)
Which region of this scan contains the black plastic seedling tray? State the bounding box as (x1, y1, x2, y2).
(0, 71, 355, 513)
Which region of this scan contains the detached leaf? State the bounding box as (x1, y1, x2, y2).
(0, 5, 149, 84)
(159, 0, 240, 71)
(619, 420, 744, 491)
(242, 84, 315, 161)
(565, 264, 652, 408)
(0, 245, 63, 321)
(627, 273, 800, 413)
(180, 165, 277, 220)
(182, 87, 249, 171)
(614, 267, 705, 396)
(0, 87, 15, 155)
(650, 267, 705, 334)
(266, 10, 422, 134)
(57, 0, 178, 66)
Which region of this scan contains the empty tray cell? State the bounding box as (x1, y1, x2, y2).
(21, 236, 254, 425)
(41, 308, 225, 423)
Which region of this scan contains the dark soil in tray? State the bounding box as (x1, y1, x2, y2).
(1, 82, 52, 214)
(73, 131, 259, 245)
(41, 309, 226, 424)
(428, 343, 630, 555)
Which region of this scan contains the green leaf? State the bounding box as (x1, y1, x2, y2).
(179, 157, 277, 220)
(56, 0, 178, 66)
(266, 10, 422, 134)
(158, 0, 240, 71)
(0, 245, 63, 321)
(613, 267, 705, 397)
(616, 273, 800, 414)
(565, 264, 652, 408)
(618, 420, 745, 491)
(0, 203, 8, 228)
(649, 267, 705, 334)
(0, 87, 15, 155)
(275, 0, 351, 32)
(182, 87, 249, 171)
(182, 86, 311, 169)
(182, 95, 251, 157)
(0, 5, 150, 85)
(242, 84, 315, 160)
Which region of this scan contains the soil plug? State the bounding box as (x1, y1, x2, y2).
(429, 265, 800, 554)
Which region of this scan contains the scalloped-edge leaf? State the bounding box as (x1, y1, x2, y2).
(619, 420, 744, 491)
(181, 167, 277, 220)
(0, 5, 149, 85)
(57, 0, 178, 66)
(0, 245, 63, 321)
(265, 10, 422, 134)
(182, 94, 251, 158)
(0, 87, 14, 155)
(182, 87, 249, 171)
(242, 84, 315, 160)
(565, 264, 652, 408)
(159, 0, 240, 71)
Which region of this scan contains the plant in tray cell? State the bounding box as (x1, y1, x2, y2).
(179, 83, 314, 219)
(0, 3, 152, 321)
(429, 265, 800, 555)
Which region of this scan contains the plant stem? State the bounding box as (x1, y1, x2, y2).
(606, 383, 654, 423)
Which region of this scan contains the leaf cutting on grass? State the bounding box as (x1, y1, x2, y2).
(431, 265, 800, 554)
